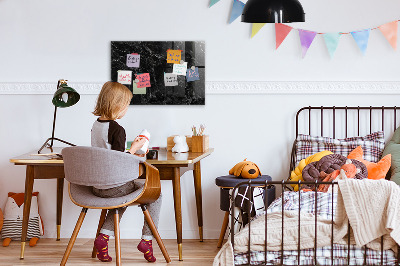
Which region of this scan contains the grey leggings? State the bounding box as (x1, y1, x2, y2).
(92, 180, 162, 240)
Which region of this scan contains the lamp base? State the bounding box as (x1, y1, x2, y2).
(38, 137, 76, 154)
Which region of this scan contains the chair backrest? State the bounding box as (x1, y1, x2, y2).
(62, 146, 145, 187)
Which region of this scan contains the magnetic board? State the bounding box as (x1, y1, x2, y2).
(111, 41, 205, 105)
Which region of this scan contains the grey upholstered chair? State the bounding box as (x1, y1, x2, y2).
(60, 146, 171, 265)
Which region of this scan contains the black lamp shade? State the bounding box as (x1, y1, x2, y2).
(52, 84, 80, 108)
(241, 0, 305, 23)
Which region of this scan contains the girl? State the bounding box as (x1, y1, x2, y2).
(91, 81, 162, 263)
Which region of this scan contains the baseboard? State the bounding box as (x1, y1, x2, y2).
(1, 81, 399, 95)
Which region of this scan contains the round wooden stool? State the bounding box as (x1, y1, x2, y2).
(215, 175, 275, 248)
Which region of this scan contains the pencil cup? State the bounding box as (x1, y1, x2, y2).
(191, 135, 209, 153)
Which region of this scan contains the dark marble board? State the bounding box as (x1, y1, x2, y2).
(111, 41, 205, 105)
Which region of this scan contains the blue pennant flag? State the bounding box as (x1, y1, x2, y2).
(229, 0, 245, 24)
(323, 33, 341, 58)
(209, 0, 221, 7)
(351, 29, 371, 55)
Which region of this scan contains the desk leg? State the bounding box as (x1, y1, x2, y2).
(20, 165, 34, 259)
(172, 167, 183, 261)
(193, 161, 203, 242)
(56, 178, 64, 241)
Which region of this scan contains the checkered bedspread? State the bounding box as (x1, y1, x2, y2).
(234, 191, 397, 265)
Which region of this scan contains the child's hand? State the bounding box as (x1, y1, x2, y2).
(134, 149, 149, 157)
(129, 137, 147, 155)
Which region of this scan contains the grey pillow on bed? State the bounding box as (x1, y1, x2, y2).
(382, 126, 400, 184)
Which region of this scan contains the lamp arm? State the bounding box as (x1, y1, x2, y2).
(50, 105, 57, 148)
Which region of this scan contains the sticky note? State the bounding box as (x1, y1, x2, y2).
(126, 53, 140, 68)
(132, 82, 146, 94)
(186, 67, 200, 82)
(117, 70, 132, 85)
(164, 73, 178, 86)
(173, 62, 188, 76)
(167, 49, 182, 64)
(136, 73, 151, 88)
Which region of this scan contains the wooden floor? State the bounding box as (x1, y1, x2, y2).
(0, 239, 221, 265)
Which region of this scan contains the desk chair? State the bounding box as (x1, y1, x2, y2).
(60, 146, 171, 265)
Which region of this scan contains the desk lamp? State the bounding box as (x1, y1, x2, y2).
(241, 0, 305, 23)
(38, 79, 80, 154)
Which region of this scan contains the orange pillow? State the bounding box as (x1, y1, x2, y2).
(347, 146, 391, 180)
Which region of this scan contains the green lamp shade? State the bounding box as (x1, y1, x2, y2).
(52, 84, 80, 108)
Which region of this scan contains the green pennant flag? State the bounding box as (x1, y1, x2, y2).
(209, 0, 221, 7)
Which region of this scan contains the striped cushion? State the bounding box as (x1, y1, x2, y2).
(1, 217, 40, 240)
(295, 131, 385, 166)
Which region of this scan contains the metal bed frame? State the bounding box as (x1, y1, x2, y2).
(230, 106, 400, 266)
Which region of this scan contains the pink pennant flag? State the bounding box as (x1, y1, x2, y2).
(298, 29, 318, 58)
(275, 23, 293, 49)
(378, 21, 398, 50)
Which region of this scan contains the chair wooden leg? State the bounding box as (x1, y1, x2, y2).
(60, 208, 88, 266)
(114, 210, 121, 266)
(91, 209, 108, 258)
(217, 211, 230, 248)
(141, 205, 171, 263)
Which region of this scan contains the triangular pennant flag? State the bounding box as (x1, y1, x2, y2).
(229, 0, 245, 24)
(251, 23, 266, 38)
(351, 29, 370, 55)
(298, 29, 317, 58)
(378, 21, 398, 50)
(323, 33, 341, 58)
(209, 0, 220, 7)
(275, 23, 293, 49)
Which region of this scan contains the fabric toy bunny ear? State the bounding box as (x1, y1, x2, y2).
(229, 159, 261, 179)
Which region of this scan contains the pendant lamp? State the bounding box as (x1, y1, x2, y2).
(38, 79, 80, 154)
(241, 0, 305, 23)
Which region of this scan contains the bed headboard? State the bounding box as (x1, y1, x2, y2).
(290, 106, 400, 179)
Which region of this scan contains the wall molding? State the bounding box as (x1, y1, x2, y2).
(1, 81, 400, 95)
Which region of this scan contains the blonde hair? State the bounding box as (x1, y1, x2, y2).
(93, 81, 133, 120)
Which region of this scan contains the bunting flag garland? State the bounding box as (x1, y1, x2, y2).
(298, 29, 317, 58)
(209, 0, 220, 7)
(323, 33, 341, 58)
(207, 4, 400, 57)
(275, 23, 293, 49)
(378, 21, 398, 50)
(351, 29, 370, 55)
(251, 23, 266, 38)
(229, 0, 245, 24)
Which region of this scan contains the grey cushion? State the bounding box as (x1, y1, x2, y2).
(382, 126, 400, 184)
(69, 180, 145, 208)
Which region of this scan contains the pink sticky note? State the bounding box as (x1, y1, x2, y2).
(136, 73, 151, 88)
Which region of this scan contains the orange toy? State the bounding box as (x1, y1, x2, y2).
(229, 159, 261, 179)
(348, 146, 391, 180)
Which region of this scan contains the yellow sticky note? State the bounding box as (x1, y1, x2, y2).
(167, 49, 182, 64)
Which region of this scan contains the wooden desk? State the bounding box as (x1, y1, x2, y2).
(10, 147, 213, 261)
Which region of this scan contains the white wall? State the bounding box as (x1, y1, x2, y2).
(1, 0, 400, 240)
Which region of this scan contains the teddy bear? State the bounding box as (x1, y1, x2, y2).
(172, 135, 189, 153)
(229, 159, 261, 179)
(1, 192, 44, 247)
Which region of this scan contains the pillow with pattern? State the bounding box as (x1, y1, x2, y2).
(294, 131, 385, 167)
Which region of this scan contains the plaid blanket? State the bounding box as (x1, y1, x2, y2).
(234, 191, 397, 265)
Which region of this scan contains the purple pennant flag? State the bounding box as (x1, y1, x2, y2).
(229, 0, 245, 24)
(298, 29, 317, 58)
